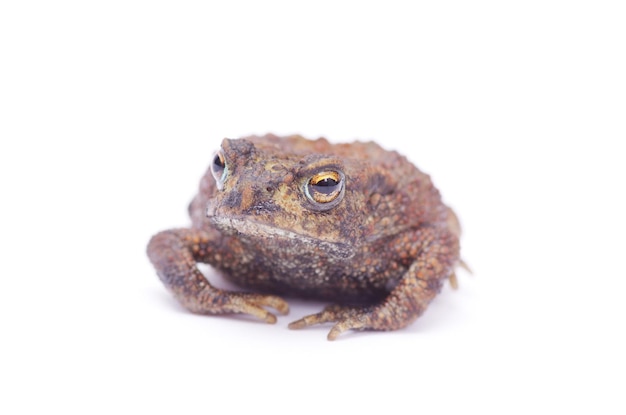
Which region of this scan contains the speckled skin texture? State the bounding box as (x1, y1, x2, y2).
(147, 134, 461, 340)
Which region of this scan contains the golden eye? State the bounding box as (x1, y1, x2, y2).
(210, 151, 228, 190)
(305, 170, 345, 209)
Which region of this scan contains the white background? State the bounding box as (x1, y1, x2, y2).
(1, 1, 625, 414)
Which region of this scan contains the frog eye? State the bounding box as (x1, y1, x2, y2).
(305, 170, 345, 210)
(211, 151, 228, 190)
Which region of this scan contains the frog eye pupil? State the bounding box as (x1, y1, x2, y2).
(305, 171, 345, 209)
(311, 177, 339, 194)
(213, 153, 225, 169)
(211, 151, 228, 190)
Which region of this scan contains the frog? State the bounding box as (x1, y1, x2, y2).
(147, 134, 462, 340)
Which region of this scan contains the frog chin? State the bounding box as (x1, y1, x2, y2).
(209, 215, 355, 260)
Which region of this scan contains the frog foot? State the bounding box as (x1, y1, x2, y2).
(220, 292, 290, 323)
(288, 305, 376, 340)
(189, 290, 289, 323)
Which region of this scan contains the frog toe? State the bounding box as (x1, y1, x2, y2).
(226, 293, 289, 323)
(288, 305, 371, 340)
(327, 317, 369, 341)
(237, 293, 290, 315)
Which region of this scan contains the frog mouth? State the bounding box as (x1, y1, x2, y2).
(210, 216, 355, 260)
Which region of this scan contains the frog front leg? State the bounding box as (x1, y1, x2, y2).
(147, 228, 289, 323)
(289, 227, 459, 340)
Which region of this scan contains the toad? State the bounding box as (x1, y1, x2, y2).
(147, 134, 462, 340)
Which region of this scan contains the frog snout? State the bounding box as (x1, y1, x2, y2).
(206, 185, 279, 217)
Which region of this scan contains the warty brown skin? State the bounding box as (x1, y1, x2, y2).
(147, 134, 461, 340)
